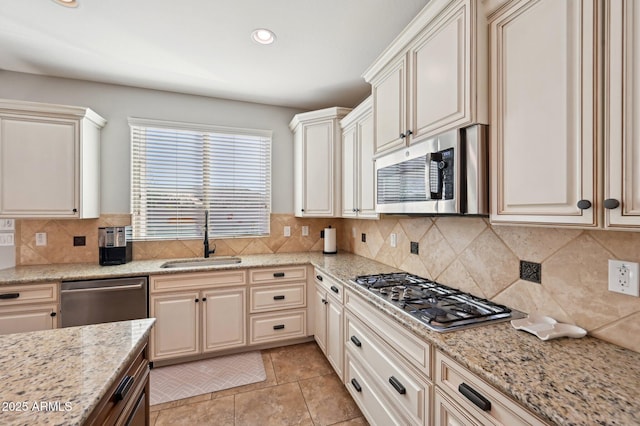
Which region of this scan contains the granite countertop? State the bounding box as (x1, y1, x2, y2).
(0, 318, 155, 426)
(1, 254, 638, 425)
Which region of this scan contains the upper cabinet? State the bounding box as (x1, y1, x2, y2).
(0, 99, 106, 219)
(290, 107, 351, 218)
(340, 97, 378, 219)
(604, 0, 640, 228)
(363, 0, 488, 155)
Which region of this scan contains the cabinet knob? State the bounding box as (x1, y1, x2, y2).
(202, 297, 207, 302)
(406, 130, 413, 136)
(603, 199, 620, 209)
(301, 208, 305, 213)
(72, 208, 78, 213)
(577, 200, 592, 210)
(353, 208, 357, 212)
(195, 298, 199, 303)
(50, 312, 57, 317)
(399, 132, 406, 139)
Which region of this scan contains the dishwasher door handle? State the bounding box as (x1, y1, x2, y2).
(61, 284, 144, 293)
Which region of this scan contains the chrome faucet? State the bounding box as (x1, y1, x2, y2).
(203, 210, 216, 258)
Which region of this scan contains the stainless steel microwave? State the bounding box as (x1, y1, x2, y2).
(375, 125, 488, 215)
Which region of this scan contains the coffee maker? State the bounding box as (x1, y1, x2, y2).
(98, 226, 132, 265)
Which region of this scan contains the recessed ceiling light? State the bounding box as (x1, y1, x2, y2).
(52, 0, 78, 7)
(251, 28, 276, 45)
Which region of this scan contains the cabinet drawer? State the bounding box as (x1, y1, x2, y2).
(314, 268, 343, 303)
(150, 270, 246, 293)
(249, 309, 307, 344)
(250, 283, 306, 313)
(249, 266, 307, 284)
(344, 351, 410, 426)
(345, 289, 431, 377)
(0, 283, 58, 306)
(436, 351, 547, 426)
(346, 311, 428, 425)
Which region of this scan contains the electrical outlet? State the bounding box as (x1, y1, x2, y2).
(520, 260, 542, 284)
(390, 233, 397, 248)
(608, 260, 640, 296)
(361, 233, 366, 243)
(0, 219, 15, 231)
(301, 226, 309, 236)
(283, 226, 291, 237)
(410, 241, 419, 255)
(73, 236, 86, 246)
(35, 232, 47, 246)
(0, 233, 14, 246)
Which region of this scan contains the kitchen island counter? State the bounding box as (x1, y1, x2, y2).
(0, 318, 155, 426)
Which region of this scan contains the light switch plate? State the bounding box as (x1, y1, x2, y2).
(0, 219, 15, 231)
(608, 259, 640, 296)
(390, 233, 397, 248)
(301, 226, 309, 236)
(283, 226, 291, 237)
(36, 232, 47, 246)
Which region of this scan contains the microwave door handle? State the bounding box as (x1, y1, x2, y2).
(425, 153, 433, 201)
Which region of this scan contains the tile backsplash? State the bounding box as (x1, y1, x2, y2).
(11, 213, 640, 352)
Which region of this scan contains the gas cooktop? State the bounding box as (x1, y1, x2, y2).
(352, 272, 524, 332)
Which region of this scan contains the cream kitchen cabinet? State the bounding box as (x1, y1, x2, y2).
(340, 97, 378, 219)
(290, 107, 351, 217)
(0, 99, 106, 219)
(0, 283, 59, 335)
(313, 268, 344, 379)
(149, 270, 247, 362)
(604, 0, 640, 228)
(435, 351, 547, 426)
(248, 265, 309, 345)
(489, 0, 598, 227)
(363, 0, 488, 155)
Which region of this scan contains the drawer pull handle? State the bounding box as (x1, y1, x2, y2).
(351, 378, 362, 393)
(273, 324, 285, 330)
(273, 295, 285, 300)
(389, 376, 406, 395)
(459, 382, 492, 411)
(316, 275, 323, 281)
(0, 293, 20, 300)
(114, 375, 135, 402)
(350, 335, 362, 347)
(273, 272, 285, 278)
(330, 285, 339, 294)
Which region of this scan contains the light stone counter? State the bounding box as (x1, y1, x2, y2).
(0, 318, 155, 426)
(1, 253, 638, 425)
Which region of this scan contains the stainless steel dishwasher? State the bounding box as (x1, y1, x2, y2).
(61, 276, 148, 327)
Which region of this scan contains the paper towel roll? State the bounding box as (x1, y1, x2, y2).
(323, 227, 337, 254)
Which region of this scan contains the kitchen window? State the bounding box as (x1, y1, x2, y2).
(129, 118, 271, 241)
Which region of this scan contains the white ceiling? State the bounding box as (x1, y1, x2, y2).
(0, 0, 430, 110)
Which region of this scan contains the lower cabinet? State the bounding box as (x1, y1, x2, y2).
(0, 283, 58, 335)
(435, 351, 548, 426)
(314, 269, 344, 379)
(86, 343, 150, 425)
(149, 271, 247, 362)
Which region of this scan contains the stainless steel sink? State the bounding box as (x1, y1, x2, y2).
(160, 257, 242, 268)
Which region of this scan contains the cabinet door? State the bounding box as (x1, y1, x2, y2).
(434, 390, 481, 426)
(326, 296, 343, 379)
(301, 120, 336, 216)
(150, 292, 200, 361)
(410, 0, 472, 141)
(605, 0, 640, 228)
(341, 124, 357, 218)
(0, 304, 57, 335)
(313, 285, 327, 353)
(0, 117, 78, 217)
(202, 287, 246, 352)
(372, 55, 408, 154)
(490, 0, 597, 226)
(357, 110, 378, 218)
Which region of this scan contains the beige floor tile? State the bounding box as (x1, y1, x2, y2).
(330, 417, 370, 426)
(270, 342, 333, 384)
(154, 395, 235, 426)
(234, 382, 313, 426)
(149, 410, 159, 425)
(299, 373, 362, 425)
(150, 392, 211, 412)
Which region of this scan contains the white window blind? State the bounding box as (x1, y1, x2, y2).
(129, 118, 271, 241)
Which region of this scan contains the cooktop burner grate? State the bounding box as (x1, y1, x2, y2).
(352, 272, 520, 332)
